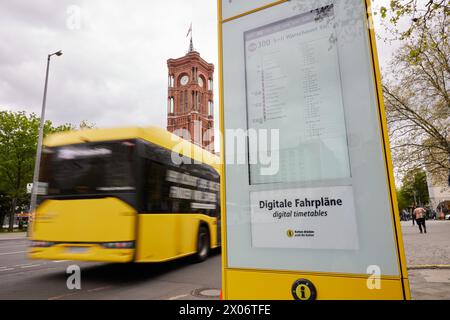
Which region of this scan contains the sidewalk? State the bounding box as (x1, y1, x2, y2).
(0, 232, 27, 241)
(409, 269, 450, 300)
(401, 220, 450, 300)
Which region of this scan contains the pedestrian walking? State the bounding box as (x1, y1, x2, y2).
(401, 209, 407, 221)
(410, 207, 416, 226)
(414, 206, 427, 234)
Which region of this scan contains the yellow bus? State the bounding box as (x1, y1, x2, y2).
(29, 126, 221, 263)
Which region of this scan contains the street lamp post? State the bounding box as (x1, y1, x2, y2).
(29, 51, 63, 233)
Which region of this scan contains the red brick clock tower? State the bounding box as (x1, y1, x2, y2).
(167, 39, 215, 153)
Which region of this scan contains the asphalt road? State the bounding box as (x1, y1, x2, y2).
(2, 221, 449, 300)
(0, 237, 221, 300)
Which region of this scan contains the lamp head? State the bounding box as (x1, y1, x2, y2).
(49, 50, 63, 58)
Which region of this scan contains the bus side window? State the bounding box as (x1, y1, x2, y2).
(147, 161, 168, 213)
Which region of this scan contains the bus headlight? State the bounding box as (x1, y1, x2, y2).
(101, 241, 135, 249)
(31, 241, 55, 248)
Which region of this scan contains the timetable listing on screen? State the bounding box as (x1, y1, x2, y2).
(244, 5, 351, 185)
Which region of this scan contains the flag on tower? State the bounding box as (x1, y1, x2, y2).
(186, 23, 192, 38)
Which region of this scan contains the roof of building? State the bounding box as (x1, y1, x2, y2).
(167, 51, 214, 71)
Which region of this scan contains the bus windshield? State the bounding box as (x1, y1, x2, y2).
(41, 140, 136, 197)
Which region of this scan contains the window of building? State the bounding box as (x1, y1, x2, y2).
(168, 97, 174, 114)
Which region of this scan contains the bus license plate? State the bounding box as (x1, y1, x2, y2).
(67, 247, 88, 254)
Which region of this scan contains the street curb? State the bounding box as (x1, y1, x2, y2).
(408, 265, 450, 270)
(0, 234, 27, 241)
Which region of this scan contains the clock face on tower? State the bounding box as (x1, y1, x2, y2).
(180, 75, 189, 86)
(198, 77, 204, 88)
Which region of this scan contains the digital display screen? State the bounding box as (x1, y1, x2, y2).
(244, 5, 351, 185)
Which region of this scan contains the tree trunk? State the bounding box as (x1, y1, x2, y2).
(0, 212, 4, 231)
(9, 198, 16, 232)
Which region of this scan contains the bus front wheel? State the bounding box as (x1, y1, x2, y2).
(195, 225, 210, 262)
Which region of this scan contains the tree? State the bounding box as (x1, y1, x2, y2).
(396, 187, 410, 212)
(0, 192, 9, 230)
(0, 110, 94, 231)
(382, 13, 449, 181)
(398, 169, 430, 211)
(376, 0, 449, 40)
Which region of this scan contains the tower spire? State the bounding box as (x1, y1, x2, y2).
(189, 37, 194, 53)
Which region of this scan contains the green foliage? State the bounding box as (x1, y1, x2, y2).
(376, 0, 449, 40)
(0, 111, 41, 201)
(380, 6, 388, 18)
(396, 188, 410, 212)
(397, 169, 430, 211)
(0, 110, 94, 221)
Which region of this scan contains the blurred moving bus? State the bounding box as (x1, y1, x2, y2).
(29, 127, 221, 263)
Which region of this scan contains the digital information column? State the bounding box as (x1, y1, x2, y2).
(218, 0, 410, 300)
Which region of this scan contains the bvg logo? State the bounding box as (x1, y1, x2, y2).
(287, 230, 294, 238)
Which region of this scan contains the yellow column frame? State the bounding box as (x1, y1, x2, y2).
(217, 0, 410, 300)
(363, 0, 410, 299)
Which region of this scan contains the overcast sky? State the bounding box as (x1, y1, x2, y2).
(0, 0, 219, 129)
(0, 0, 397, 131)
